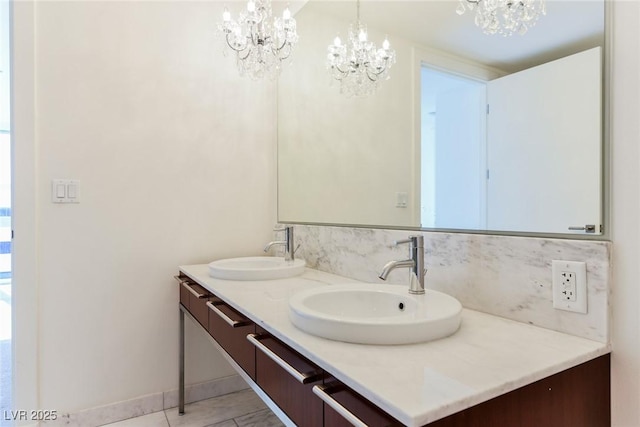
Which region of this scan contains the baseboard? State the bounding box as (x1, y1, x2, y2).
(162, 374, 248, 410)
(40, 375, 249, 427)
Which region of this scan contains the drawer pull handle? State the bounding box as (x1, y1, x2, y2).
(312, 385, 368, 427)
(206, 301, 251, 328)
(177, 279, 207, 299)
(247, 334, 319, 384)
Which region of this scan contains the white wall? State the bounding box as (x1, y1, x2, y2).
(610, 2, 640, 426)
(278, 5, 418, 227)
(13, 0, 277, 415)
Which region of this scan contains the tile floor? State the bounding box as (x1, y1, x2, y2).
(101, 389, 283, 427)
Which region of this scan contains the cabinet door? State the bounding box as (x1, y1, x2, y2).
(428, 354, 610, 427)
(251, 327, 323, 427)
(207, 297, 256, 379)
(317, 377, 403, 427)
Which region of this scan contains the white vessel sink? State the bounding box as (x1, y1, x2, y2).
(208, 256, 306, 281)
(288, 283, 462, 345)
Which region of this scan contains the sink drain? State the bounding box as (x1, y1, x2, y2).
(398, 302, 405, 311)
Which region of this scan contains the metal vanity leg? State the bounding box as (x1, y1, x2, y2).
(179, 306, 185, 415)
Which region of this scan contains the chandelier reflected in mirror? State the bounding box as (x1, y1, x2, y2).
(456, 0, 546, 36)
(326, 0, 396, 97)
(218, 0, 299, 79)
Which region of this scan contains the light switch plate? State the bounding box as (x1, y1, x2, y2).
(51, 179, 80, 204)
(396, 192, 408, 208)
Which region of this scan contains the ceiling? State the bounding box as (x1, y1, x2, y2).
(288, 0, 604, 73)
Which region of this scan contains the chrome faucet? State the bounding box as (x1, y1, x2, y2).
(379, 236, 426, 295)
(264, 225, 295, 261)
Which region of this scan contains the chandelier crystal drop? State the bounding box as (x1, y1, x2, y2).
(218, 0, 298, 79)
(456, 0, 546, 36)
(326, 0, 396, 97)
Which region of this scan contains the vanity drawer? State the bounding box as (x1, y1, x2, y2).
(176, 275, 211, 329)
(207, 297, 256, 379)
(250, 326, 323, 427)
(316, 376, 403, 427)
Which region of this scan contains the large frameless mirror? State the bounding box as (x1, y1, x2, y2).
(277, 0, 605, 236)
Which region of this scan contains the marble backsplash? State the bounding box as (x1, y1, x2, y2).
(291, 225, 611, 343)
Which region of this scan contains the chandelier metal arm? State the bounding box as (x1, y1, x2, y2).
(224, 32, 248, 54)
(272, 37, 288, 54)
(276, 44, 293, 60)
(331, 64, 351, 79)
(237, 47, 253, 62)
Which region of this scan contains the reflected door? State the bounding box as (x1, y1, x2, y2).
(486, 47, 602, 234)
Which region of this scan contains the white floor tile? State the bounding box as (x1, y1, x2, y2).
(100, 411, 169, 427)
(234, 409, 283, 427)
(164, 390, 266, 427)
(98, 388, 278, 427)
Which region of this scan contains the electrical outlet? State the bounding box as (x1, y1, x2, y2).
(560, 271, 577, 301)
(552, 260, 587, 313)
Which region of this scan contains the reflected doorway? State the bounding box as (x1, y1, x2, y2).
(420, 66, 487, 229)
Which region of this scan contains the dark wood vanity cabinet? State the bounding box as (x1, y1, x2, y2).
(178, 275, 401, 426)
(178, 276, 211, 329)
(177, 275, 256, 379)
(207, 296, 256, 380)
(252, 326, 324, 426)
(320, 376, 403, 427)
(428, 355, 610, 427)
(178, 274, 610, 427)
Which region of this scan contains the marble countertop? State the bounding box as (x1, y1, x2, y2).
(179, 264, 610, 427)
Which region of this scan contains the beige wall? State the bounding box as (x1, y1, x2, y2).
(13, 0, 277, 414)
(610, 2, 640, 426)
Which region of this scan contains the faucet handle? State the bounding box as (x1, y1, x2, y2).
(393, 238, 412, 245)
(393, 236, 423, 248)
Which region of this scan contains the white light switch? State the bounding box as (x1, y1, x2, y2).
(51, 179, 80, 204)
(55, 183, 66, 199)
(67, 182, 78, 200)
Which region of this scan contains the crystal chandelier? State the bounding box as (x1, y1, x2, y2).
(456, 0, 546, 36)
(326, 0, 396, 97)
(219, 0, 299, 79)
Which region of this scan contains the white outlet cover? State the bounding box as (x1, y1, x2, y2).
(552, 260, 587, 313)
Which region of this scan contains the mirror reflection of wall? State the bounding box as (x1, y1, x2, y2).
(278, 1, 605, 236)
